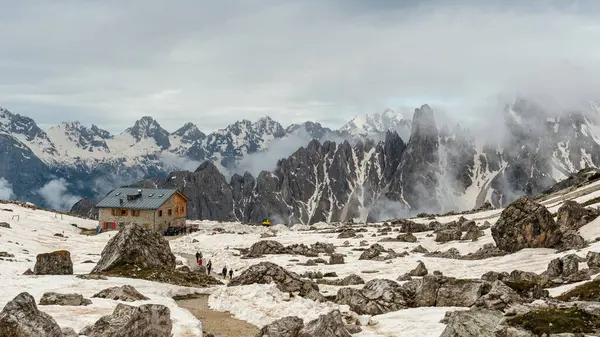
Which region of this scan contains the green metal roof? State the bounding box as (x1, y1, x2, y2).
(95, 188, 178, 210)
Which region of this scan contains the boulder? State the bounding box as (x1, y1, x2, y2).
(408, 261, 428, 277)
(317, 274, 365, 286)
(473, 281, 524, 311)
(491, 197, 562, 252)
(329, 254, 345, 265)
(436, 279, 489, 307)
(92, 224, 175, 273)
(394, 219, 429, 233)
(336, 279, 412, 315)
(558, 231, 587, 250)
(92, 285, 149, 302)
(34, 250, 73, 275)
(435, 229, 462, 243)
(439, 309, 504, 337)
(311, 242, 336, 254)
(39, 292, 92, 306)
(358, 244, 386, 260)
(80, 303, 172, 337)
(556, 200, 600, 232)
(0, 292, 63, 337)
(337, 230, 356, 239)
(396, 233, 418, 242)
(411, 245, 429, 254)
(0, 222, 10, 228)
(255, 316, 304, 337)
(298, 310, 351, 337)
(229, 262, 319, 297)
(247, 240, 286, 257)
(587, 251, 600, 269)
(62, 327, 78, 337)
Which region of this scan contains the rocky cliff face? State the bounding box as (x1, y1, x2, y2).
(124, 101, 600, 225)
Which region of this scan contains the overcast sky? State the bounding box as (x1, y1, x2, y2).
(1, 0, 600, 133)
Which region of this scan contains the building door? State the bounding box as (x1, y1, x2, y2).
(103, 222, 108, 229)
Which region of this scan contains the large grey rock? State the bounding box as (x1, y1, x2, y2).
(358, 244, 387, 260)
(92, 285, 149, 302)
(39, 292, 92, 306)
(255, 316, 304, 337)
(439, 309, 504, 337)
(587, 251, 600, 269)
(435, 229, 462, 243)
(556, 200, 600, 232)
(329, 254, 345, 265)
(491, 197, 562, 252)
(80, 303, 172, 337)
(298, 310, 351, 337)
(408, 261, 428, 277)
(92, 224, 176, 273)
(0, 292, 63, 337)
(34, 250, 73, 275)
(335, 279, 412, 315)
(317, 274, 365, 286)
(229, 262, 319, 297)
(414, 275, 490, 307)
(246, 240, 286, 257)
(474, 281, 524, 311)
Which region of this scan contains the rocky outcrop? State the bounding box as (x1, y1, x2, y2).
(335, 279, 412, 315)
(92, 224, 175, 273)
(255, 316, 304, 337)
(491, 197, 562, 252)
(80, 303, 172, 337)
(556, 200, 600, 232)
(435, 228, 462, 243)
(0, 292, 63, 337)
(358, 244, 387, 260)
(229, 262, 320, 298)
(473, 281, 524, 311)
(246, 240, 286, 257)
(34, 250, 73, 275)
(245, 240, 335, 258)
(408, 261, 428, 277)
(329, 254, 345, 265)
(439, 309, 504, 337)
(92, 285, 149, 302)
(69, 198, 98, 219)
(317, 274, 365, 286)
(255, 310, 351, 337)
(39, 292, 92, 306)
(414, 275, 490, 308)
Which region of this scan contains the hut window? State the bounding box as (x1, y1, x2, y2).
(158, 210, 163, 217)
(168, 209, 172, 216)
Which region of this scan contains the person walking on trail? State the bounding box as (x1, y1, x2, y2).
(198, 257, 203, 266)
(222, 266, 228, 278)
(206, 260, 212, 275)
(195, 251, 200, 263)
(228, 269, 233, 279)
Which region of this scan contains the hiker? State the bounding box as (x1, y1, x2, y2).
(198, 257, 202, 265)
(228, 269, 233, 279)
(195, 251, 200, 263)
(222, 266, 228, 278)
(206, 260, 212, 275)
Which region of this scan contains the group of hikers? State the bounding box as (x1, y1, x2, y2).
(195, 251, 234, 279)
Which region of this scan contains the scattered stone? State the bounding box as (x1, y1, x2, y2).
(359, 240, 368, 247)
(62, 327, 78, 337)
(255, 316, 304, 337)
(39, 292, 92, 306)
(0, 251, 14, 258)
(342, 241, 350, 247)
(82, 260, 95, 264)
(358, 244, 386, 260)
(323, 272, 338, 278)
(34, 250, 73, 275)
(439, 309, 504, 337)
(491, 196, 562, 252)
(408, 261, 428, 277)
(435, 229, 462, 243)
(260, 232, 277, 238)
(0, 222, 11, 228)
(80, 303, 172, 337)
(338, 230, 357, 239)
(336, 279, 412, 315)
(229, 262, 321, 299)
(92, 285, 149, 302)
(397, 274, 412, 281)
(22, 268, 34, 275)
(396, 233, 418, 242)
(411, 245, 429, 254)
(318, 274, 365, 286)
(473, 281, 524, 311)
(556, 200, 600, 232)
(0, 292, 63, 337)
(329, 254, 345, 265)
(246, 240, 286, 257)
(77, 274, 108, 280)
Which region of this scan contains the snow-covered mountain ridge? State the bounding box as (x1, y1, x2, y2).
(0, 106, 403, 209)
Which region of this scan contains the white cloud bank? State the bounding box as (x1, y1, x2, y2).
(0, 178, 15, 200)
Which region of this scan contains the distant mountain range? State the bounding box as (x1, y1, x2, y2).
(0, 106, 410, 209)
(74, 99, 600, 225)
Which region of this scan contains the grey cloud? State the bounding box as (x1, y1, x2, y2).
(0, 178, 15, 200)
(0, 1, 599, 133)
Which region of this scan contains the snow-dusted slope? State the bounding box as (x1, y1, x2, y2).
(341, 108, 412, 140)
(164, 176, 600, 336)
(0, 203, 203, 336)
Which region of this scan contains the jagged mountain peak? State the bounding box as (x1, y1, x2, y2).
(172, 122, 205, 140)
(340, 108, 412, 141)
(124, 116, 170, 149)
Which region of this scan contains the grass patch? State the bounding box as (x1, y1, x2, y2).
(556, 280, 600, 302)
(507, 307, 600, 335)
